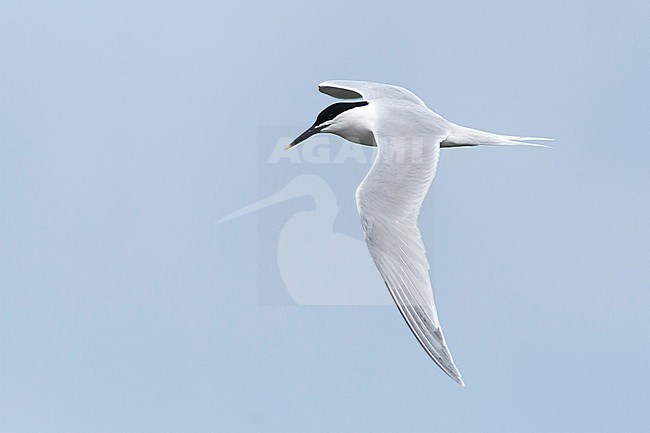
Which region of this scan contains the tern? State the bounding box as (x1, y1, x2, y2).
(286, 80, 551, 386)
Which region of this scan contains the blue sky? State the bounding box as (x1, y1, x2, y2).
(1, 1, 649, 432)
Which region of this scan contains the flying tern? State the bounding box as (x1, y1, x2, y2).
(286, 80, 551, 386)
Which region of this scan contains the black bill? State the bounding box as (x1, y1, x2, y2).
(285, 125, 324, 150)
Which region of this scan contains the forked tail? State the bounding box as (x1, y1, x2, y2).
(441, 122, 553, 148)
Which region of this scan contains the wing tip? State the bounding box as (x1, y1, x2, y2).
(318, 80, 363, 100)
(443, 365, 465, 387)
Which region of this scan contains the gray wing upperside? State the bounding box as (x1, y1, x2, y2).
(319, 80, 427, 106)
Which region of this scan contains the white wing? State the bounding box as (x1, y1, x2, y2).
(356, 111, 464, 385)
(319, 80, 427, 107)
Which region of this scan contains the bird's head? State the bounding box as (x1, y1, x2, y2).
(285, 101, 369, 149)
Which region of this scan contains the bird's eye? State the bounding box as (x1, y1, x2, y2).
(327, 114, 335, 120)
